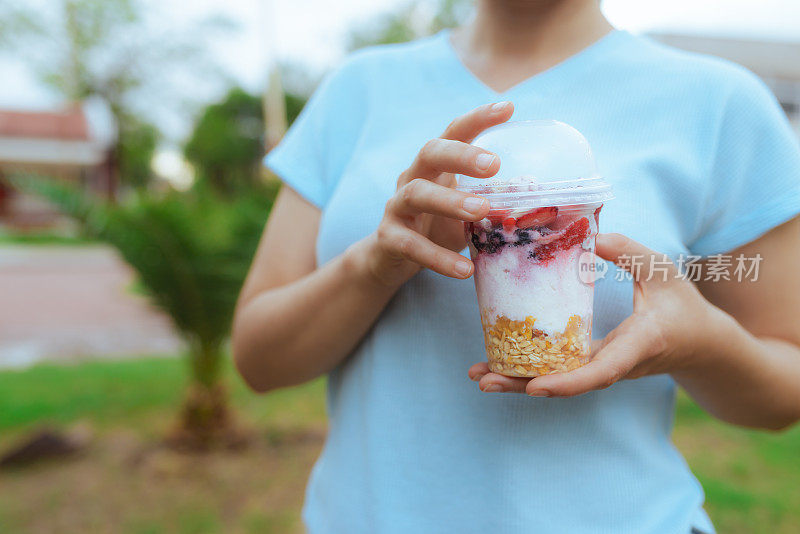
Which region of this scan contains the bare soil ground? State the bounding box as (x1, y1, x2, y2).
(0, 428, 323, 534)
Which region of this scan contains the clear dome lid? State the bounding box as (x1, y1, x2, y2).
(457, 120, 613, 209)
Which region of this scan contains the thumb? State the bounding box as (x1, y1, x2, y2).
(595, 233, 678, 285)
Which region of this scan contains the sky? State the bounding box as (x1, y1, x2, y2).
(1, 0, 799, 136)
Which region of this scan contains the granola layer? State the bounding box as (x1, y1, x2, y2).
(482, 314, 591, 377)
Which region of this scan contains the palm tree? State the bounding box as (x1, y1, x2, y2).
(13, 176, 276, 449)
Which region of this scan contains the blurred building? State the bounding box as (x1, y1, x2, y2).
(0, 99, 116, 229)
(652, 32, 800, 136)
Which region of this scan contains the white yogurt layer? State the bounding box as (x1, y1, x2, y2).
(473, 244, 592, 335)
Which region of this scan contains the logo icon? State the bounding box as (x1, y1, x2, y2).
(578, 251, 607, 284)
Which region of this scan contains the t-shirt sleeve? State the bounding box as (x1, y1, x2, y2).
(264, 58, 367, 208)
(689, 68, 800, 256)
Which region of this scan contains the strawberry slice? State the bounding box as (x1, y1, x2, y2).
(502, 217, 516, 232)
(533, 216, 591, 262)
(559, 216, 591, 248)
(516, 206, 558, 229)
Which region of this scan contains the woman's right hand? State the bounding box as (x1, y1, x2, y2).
(352, 101, 515, 288)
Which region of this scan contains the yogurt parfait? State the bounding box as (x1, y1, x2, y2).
(458, 120, 613, 378)
(467, 204, 601, 377)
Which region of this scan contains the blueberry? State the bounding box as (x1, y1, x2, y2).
(513, 229, 532, 246)
(478, 232, 504, 254)
(471, 233, 483, 250)
(487, 231, 505, 246)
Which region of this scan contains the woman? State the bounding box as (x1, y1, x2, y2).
(232, 1, 800, 532)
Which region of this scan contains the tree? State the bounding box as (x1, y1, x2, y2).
(184, 87, 307, 196)
(347, 3, 421, 51)
(0, 1, 38, 47)
(14, 175, 278, 449)
(430, 0, 473, 33)
(118, 117, 159, 189)
(0, 0, 228, 189)
(285, 92, 306, 126)
(347, 0, 471, 51)
(184, 88, 263, 196)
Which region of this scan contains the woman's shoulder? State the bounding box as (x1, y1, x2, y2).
(617, 32, 772, 104)
(330, 33, 446, 80)
(308, 34, 445, 111)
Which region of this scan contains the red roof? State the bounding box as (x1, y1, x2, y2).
(0, 107, 89, 140)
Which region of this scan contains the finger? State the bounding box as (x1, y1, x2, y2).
(442, 101, 515, 143)
(388, 179, 489, 221)
(477, 372, 530, 394)
(379, 224, 474, 278)
(468, 362, 490, 381)
(524, 330, 648, 397)
(396, 101, 513, 186)
(401, 138, 501, 183)
(468, 362, 540, 394)
(595, 233, 658, 267)
(595, 233, 679, 285)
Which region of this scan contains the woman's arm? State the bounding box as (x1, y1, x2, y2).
(679, 216, 800, 430)
(231, 186, 399, 392)
(232, 102, 514, 392)
(469, 218, 800, 431)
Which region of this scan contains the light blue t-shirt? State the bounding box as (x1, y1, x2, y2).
(265, 30, 800, 534)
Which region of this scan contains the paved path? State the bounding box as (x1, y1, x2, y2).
(0, 245, 183, 369)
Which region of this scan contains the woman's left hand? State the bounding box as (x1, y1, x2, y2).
(468, 233, 730, 397)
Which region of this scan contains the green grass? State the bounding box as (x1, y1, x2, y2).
(0, 357, 325, 534)
(0, 356, 325, 435)
(0, 231, 96, 246)
(673, 393, 800, 533)
(1, 358, 799, 533)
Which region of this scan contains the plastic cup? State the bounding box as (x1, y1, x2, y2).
(457, 120, 613, 378)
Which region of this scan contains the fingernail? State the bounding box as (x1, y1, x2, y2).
(482, 384, 503, 393)
(528, 389, 551, 397)
(491, 101, 510, 113)
(454, 260, 472, 277)
(475, 153, 496, 170)
(462, 196, 488, 213)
